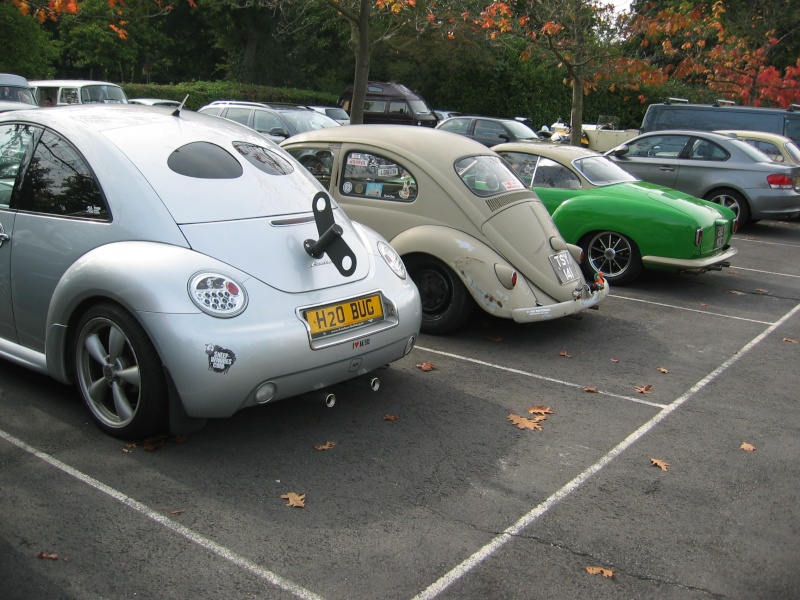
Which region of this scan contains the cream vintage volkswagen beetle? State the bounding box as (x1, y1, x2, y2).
(282, 126, 608, 334)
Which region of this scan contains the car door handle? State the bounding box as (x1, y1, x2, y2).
(658, 166, 675, 172)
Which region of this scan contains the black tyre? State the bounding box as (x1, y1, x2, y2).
(581, 230, 643, 286)
(404, 255, 473, 334)
(705, 188, 751, 225)
(73, 303, 168, 439)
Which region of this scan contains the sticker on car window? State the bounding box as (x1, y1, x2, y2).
(347, 156, 369, 167)
(366, 182, 383, 197)
(502, 180, 525, 191)
(378, 166, 398, 177)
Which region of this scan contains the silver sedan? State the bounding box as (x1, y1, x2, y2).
(606, 129, 800, 224)
(0, 105, 421, 438)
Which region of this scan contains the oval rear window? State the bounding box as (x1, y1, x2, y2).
(168, 142, 243, 179)
(233, 142, 295, 175)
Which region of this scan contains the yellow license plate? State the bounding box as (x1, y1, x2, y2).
(304, 294, 384, 338)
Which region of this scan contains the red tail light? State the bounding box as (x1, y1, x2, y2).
(733, 219, 739, 233)
(767, 173, 793, 189)
(695, 228, 703, 246)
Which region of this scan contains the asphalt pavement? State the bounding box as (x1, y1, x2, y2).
(1, 218, 798, 599)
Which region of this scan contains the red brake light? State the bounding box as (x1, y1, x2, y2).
(733, 219, 739, 233)
(511, 271, 517, 287)
(767, 173, 793, 188)
(695, 228, 703, 246)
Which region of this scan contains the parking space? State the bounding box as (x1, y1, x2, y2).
(1, 220, 798, 599)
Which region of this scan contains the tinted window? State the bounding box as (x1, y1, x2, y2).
(341, 151, 418, 202)
(168, 141, 244, 179)
(15, 129, 109, 220)
(455, 155, 525, 197)
(233, 142, 294, 175)
(783, 116, 800, 143)
(251, 110, 284, 134)
(473, 120, 507, 143)
(388, 101, 410, 115)
(364, 100, 386, 113)
(648, 106, 782, 133)
(0, 124, 39, 207)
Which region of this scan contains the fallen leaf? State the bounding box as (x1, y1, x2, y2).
(169, 509, 186, 515)
(485, 335, 502, 342)
(172, 435, 190, 443)
(143, 437, 166, 452)
(657, 367, 669, 374)
(650, 458, 669, 471)
(507, 413, 543, 430)
(122, 442, 137, 453)
(729, 290, 746, 296)
(585, 565, 614, 578)
(635, 384, 653, 394)
(783, 337, 798, 344)
(281, 492, 306, 508)
(416, 362, 437, 371)
(314, 441, 337, 451)
(610, 358, 620, 363)
(37, 552, 60, 560)
(755, 289, 769, 295)
(699, 302, 709, 307)
(383, 414, 398, 421)
(584, 386, 599, 393)
(527, 405, 555, 415)
(740, 442, 756, 452)
(559, 350, 572, 358)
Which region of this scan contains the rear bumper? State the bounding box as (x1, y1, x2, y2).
(747, 190, 800, 220)
(642, 246, 738, 270)
(511, 280, 609, 323)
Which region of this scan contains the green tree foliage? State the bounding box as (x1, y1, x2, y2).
(0, 2, 59, 77)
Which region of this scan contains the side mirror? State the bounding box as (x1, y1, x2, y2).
(269, 127, 289, 138)
(609, 144, 629, 157)
(498, 133, 510, 142)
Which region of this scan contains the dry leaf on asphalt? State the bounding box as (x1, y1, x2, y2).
(610, 358, 620, 363)
(585, 565, 614, 578)
(729, 290, 746, 296)
(416, 362, 437, 371)
(740, 442, 757, 452)
(755, 289, 769, 294)
(169, 509, 186, 515)
(635, 384, 653, 394)
(657, 367, 669, 374)
(281, 492, 306, 508)
(650, 458, 670, 471)
(527, 405, 555, 415)
(584, 386, 599, 393)
(383, 414, 398, 421)
(783, 337, 798, 344)
(314, 441, 337, 451)
(122, 442, 137, 453)
(37, 552, 66, 561)
(699, 302, 709, 307)
(559, 350, 573, 358)
(507, 413, 544, 430)
(485, 335, 502, 342)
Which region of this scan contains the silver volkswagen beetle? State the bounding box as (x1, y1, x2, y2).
(0, 105, 421, 438)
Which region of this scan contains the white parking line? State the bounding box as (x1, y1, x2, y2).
(411, 301, 800, 600)
(0, 430, 324, 600)
(415, 346, 668, 409)
(610, 294, 774, 325)
(733, 237, 800, 249)
(729, 265, 800, 279)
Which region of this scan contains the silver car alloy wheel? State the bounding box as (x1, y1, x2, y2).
(585, 231, 642, 285)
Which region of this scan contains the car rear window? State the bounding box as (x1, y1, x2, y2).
(168, 141, 243, 179)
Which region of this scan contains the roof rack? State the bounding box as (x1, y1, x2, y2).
(789, 104, 800, 112)
(666, 97, 689, 104)
(713, 99, 736, 106)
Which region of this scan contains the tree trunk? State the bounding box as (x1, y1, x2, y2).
(570, 71, 584, 147)
(349, 0, 371, 125)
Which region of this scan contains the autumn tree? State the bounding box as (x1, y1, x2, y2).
(630, 0, 800, 106)
(469, 0, 646, 146)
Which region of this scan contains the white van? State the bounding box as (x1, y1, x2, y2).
(28, 79, 128, 107)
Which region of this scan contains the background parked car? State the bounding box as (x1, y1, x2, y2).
(606, 129, 800, 225)
(494, 143, 738, 285)
(0, 73, 38, 113)
(129, 98, 182, 107)
(29, 79, 128, 106)
(0, 105, 421, 438)
(282, 125, 608, 334)
(198, 100, 340, 142)
(434, 109, 464, 121)
(337, 81, 437, 127)
(437, 115, 542, 147)
(309, 105, 350, 125)
(715, 130, 800, 166)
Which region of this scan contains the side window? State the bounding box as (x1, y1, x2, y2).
(0, 124, 39, 208)
(15, 129, 109, 220)
(388, 101, 409, 115)
(438, 118, 471, 135)
(688, 139, 728, 161)
(628, 135, 689, 158)
(252, 110, 283, 135)
(531, 157, 581, 189)
(497, 151, 538, 187)
(784, 117, 800, 144)
(364, 100, 386, 113)
(288, 149, 334, 187)
(223, 108, 252, 127)
(750, 140, 783, 162)
(473, 120, 506, 143)
(60, 88, 79, 105)
(340, 151, 417, 202)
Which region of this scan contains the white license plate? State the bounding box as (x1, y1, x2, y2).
(549, 251, 579, 284)
(714, 224, 725, 249)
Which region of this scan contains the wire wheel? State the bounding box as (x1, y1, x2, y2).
(73, 303, 167, 438)
(582, 231, 642, 286)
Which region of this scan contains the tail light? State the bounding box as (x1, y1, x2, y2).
(732, 219, 739, 233)
(767, 173, 793, 189)
(694, 228, 703, 246)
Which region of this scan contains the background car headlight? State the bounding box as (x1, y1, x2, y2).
(188, 272, 248, 317)
(378, 241, 406, 279)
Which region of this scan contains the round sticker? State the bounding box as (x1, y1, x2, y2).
(343, 181, 353, 193)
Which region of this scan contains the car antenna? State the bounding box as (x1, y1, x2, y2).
(172, 94, 190, 117)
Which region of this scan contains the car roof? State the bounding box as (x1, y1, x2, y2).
(633, 129, 737, 142)
(493, 142, 600, 160)
(27, 79, 123, 87)
(284, 124, 493, 161)
(715, 130, 795, 144)
(0, 73, 30, 87)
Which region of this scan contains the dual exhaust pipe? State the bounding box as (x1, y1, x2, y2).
(306, 375, 381, 408)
